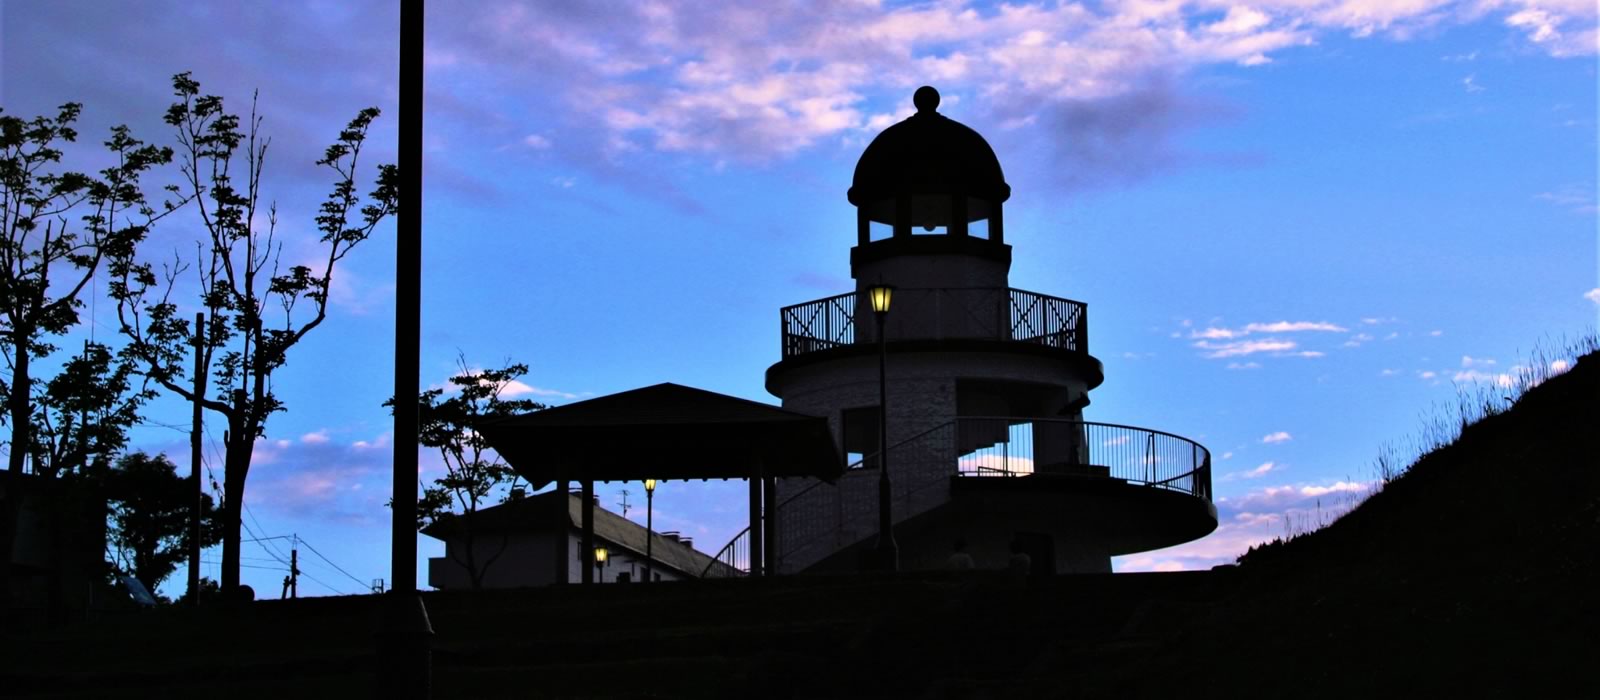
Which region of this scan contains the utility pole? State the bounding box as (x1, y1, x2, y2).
(617, 489, 632, 519)
(290, 535, 299, 599)
(189, 313, 204, 605)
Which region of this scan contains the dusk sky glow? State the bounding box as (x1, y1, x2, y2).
(3, 0, 1596, 597)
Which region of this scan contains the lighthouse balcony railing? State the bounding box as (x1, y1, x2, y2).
(779, 288, 1087, 359)
(952, 417, 1212, 502)
(702, 416, 1211, 576)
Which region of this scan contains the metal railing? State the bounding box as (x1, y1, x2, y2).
(954, 418, 1211, 501)
(702, 529, 750, 579)
(781, 292, 856, 357)
(779, 287, 1087, 359)
(702, 418, 1210, 577)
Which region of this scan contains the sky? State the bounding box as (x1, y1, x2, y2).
(2, 0, 1596, 597)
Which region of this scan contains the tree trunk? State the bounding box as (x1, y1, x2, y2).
(220, 416, 250, 598)
(0, 339, 33, 602)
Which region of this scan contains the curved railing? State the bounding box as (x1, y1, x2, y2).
(780, 287, 1087, 359)
(701, 528, 751, 579)
(702, 417, 1210, 577)
(952, 417, 1211, 501)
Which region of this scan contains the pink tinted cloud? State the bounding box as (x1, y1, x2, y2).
(1114, 478, 1374, 571)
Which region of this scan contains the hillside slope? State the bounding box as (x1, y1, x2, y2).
(1080, 350, 1600, 697)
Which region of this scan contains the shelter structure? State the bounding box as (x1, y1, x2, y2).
(479, 383, 842, 583)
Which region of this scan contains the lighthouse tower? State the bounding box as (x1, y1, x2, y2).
(761, 87, 1216, 575)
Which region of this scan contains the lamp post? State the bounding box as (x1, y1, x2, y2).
(644, 479, 657, 583)
(868, 284, 898, 572)
(594, 546, 609, 583)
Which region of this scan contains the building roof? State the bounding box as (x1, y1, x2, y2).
(848, 86, 1010, 207)
(478, 382, 843, 488)
(420, 489, 735, 578)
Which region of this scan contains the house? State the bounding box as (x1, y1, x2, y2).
(1, 472, 108, 625)
(421, 488, 732, 589)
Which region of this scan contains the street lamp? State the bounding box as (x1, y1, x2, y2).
(868, 283, 898, 572)
(644, 479, 657, 583)
(594, 546, 609, 582)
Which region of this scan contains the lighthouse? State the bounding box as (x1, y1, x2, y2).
(761, 87, 1217, 575)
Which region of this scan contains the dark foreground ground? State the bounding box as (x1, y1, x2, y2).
(4, 351, 1595, 698)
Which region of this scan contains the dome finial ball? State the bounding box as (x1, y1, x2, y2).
(913, 86, 940, 114)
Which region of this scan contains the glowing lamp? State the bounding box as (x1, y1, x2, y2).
(868, 285, 894, 316)
(644, 479, 657, 494)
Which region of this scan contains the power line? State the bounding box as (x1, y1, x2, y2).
(297, 569, 346, 595)
(202, 560, 287, 572)
(295, 537, 369, 590)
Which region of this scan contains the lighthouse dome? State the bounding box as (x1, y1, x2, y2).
(847, 86, 1011, 207)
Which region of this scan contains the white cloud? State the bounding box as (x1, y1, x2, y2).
(1418, 370, 1438, 380)
(1584, 288, 1600, 305)
(434, 368, 584, 401)
(524, 133, 552, 149)
(1461, 355, 1496, 368)
(1461, 73, 1486, 92)
(1187, 320, 1350, 359)
(1453, 369, 1515, 387)
(301, 430, 331, 445)
(1245, 461, 1277, 478)
(1208, 7, 1274, 35)
(1242, 321, 1348, 333)
(1380, 368, 1399, 376)
(1430, 330, 1444, 336)
(1298, 481, 1367, 498)
(1226, 361, 1262, 369)
(1193, 339, 1298, 358)
(1343, 332, 1374, 347)
(1535, 184, 1599, 214)
(1261, 431, 1293, 444)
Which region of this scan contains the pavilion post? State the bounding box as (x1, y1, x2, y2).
(581, 480, 595, 585)
(763, 475, 778, 576)
(748, 466, 763, 578)
(555, 479, 569, 584)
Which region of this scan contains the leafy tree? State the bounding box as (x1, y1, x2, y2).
(104, 451, 222, 595)
(30, 341, 155, 479)
(0, 101, 179, 590)
(391, 360, 545, 590)
(109, 73, 398, 595)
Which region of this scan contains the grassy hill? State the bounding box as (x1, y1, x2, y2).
(3, 350, 1594, 698)
(1081, 347, 1600, 698)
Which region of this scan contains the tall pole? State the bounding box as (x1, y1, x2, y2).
(645, 486, 654, 583)
(874, 312, 897, 571)
(380, 4, 433, 699)
(189, 313, 204, 605)
(392, 0, 422, 599)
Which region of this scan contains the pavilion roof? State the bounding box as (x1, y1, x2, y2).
(478, 383, 843, 488)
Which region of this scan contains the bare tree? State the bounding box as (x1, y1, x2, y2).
(109, 73, 397, 595)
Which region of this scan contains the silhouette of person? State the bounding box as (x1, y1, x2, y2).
(946, 538, 976, 571)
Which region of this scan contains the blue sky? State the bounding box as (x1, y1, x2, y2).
(3, 0, 1595, 595)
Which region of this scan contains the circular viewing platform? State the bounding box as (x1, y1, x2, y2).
(777, 287, 1088, 359)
